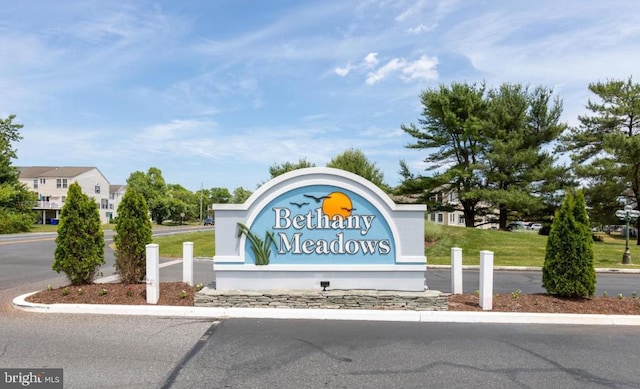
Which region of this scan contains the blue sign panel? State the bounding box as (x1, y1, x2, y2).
(245, 185, 396, 265)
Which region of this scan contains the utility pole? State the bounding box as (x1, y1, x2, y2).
(199, 182, 203, 221)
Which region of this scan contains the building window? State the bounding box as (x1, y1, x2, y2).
(437, 213, 443, 223)
(61, 196, 66, 203)
(101, 199, 108, 209)
(449, 214, 455, 223)
(109, 204, 114, 210)
(430, 213, 436, 221)
(449, 192, 456, 202)
(459, 215, 465, 225)
(56, 178, 68, 189)
(33, 179, 38, 189)
(109, 193, 115, 200)
(40, 178, 46, 184)
(95, 185, 100, 194)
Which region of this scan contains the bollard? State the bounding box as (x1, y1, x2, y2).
(451, 247, 463, 294)
(146, 243, 160, 304)
(183, 242, 194, 286)
(479, 250, 494, 310)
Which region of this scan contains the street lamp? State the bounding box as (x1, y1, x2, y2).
(615, 205, 640, 264)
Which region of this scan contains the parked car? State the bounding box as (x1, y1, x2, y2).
(203, 217, 214, 226)
(506, 221, 525, 231)
(529, 223, 543, 231)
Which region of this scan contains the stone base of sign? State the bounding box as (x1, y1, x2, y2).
(213, 264, 427, 292)
(195, 288, 448, 311)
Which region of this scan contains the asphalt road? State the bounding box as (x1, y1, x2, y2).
(3, 229, 640, 388)
(161, 318, 640, 389)
(0, 227, 217, 389)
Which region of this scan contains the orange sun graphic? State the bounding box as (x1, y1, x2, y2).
(321, 192, 353, 220)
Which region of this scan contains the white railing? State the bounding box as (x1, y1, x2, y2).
(33, 201, 62, 209)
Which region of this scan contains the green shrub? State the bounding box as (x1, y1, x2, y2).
(542, 190, 596, 297)
(52, 183, 105, 285)
(0, 209, 35, 233)
(114, 188, 152, 283)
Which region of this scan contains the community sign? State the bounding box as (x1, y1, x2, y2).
(212, 168, 427, 291)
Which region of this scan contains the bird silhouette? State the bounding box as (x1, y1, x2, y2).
(289, 202, 310, 208)
(304, 194, 331, 203)
(341, 207, 356, 212)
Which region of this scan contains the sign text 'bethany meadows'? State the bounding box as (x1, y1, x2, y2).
(272, 207, 391, 255)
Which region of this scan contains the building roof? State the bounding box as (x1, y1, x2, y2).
(109, 184, 126, 193)
(18, 166, 97, 179)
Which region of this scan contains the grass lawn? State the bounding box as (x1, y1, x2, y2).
(29, 222, 640, 269)
(153, 230, 214, 258)
(425, 222, 640, 269)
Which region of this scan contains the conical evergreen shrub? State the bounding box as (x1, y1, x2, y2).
(52, 182, 105, 284)
(114, 188, 152, 283)
(542, 190, 596, 297)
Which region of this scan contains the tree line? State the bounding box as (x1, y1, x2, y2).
(1, 76, 639, 237)
(398, 77, 640, 238)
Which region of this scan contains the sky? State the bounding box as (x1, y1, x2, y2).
(2, 1, 640, 192)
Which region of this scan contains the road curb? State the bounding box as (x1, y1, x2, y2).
(12, 292, 640, 326)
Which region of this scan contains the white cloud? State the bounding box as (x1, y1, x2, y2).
(407, 24, 430, 34)
(363, 52, 379, 68)
(365, 55, 438, 85)
(401, 55, 438, 81)
(366, 58, 406, 85)
(334, 63, 354, 76)
(8, 0, 640, 191)
(136, 119, 216, 143)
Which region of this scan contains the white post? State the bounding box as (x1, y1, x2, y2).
(146, 243, 160, 304)
(451, 247, 463, 294)
(479, 250, 494, 310)
(183, 242, 194, 286)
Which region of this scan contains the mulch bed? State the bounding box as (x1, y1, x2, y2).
(448, 293, 640, 315)
(25, 282, 195, 306)
(24, 284, 640, 315)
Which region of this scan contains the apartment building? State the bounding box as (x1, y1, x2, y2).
(427, 187, 499, 229)
(17, 166, 125, 224)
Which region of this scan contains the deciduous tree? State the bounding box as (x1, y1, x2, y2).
(126, 167, 168, 224)
(269, 158, 315, 178)
(231, 187, 252, 204)
(327, 148, 390, 192)
(0, 115, 36, 233)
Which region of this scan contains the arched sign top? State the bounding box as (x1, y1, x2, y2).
(219, 167, 420, 214)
